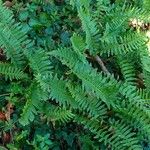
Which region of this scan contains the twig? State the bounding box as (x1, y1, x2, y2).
(0, 93, 10, 97)
(9, 129, 14, 144)
(94, 55, 110, 74)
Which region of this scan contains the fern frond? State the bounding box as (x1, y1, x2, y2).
(0, 2, 32, 67)
(119, 83, 141, 103)
(138, 89, 150, 109)
(116, 102, 150, 140)
(138, 89, 150, 100)
(38, 72, 107, 118)
(74, 115, 142, 150)
(42, 105, 75, 124)
(141, 56, 150, 73)
(49, 47, 79, 68)
(0, 63, 28, 80)
(0, 26, 25, 67)
(49, 76, 76, 107)
(29, 49, 52, 76)
(101, 19, 127, 45)
(143, 71, 150, 91)
(50, 48, 119, 108)
(19, 99, 38, 126)
(76, 1, 99, 55)
(143, 0, 150, 11)
(101, 32, 145, 56)
(71, 33, 86, 61)
(19, 83, 48, 126)
(67, 83, 107, 119)
(126, 5, 150, 21)
(118, 58, 136, 85)
(36, 74, 77, 108)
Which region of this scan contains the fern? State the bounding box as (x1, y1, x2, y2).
(67, 83, 107, 119)
(116, 101, 150, 140)
(143, 0, 150, 11)
(0, 0, 150, 149)
(19, 82, 48, 126)
(0, 1, 32, 67)
(0, 63, 28, 80)
(118, 58, 136, 85)
(74, 115, 142, 150)
(74, 0, 100, 55)
(71, 33, 86, 61)
(49, 76, 76, 107)
(29, 49, 52, 76)
(41, 104, 75, 124)
(50, 48, 119, 108)
(101, 32, 145, 56)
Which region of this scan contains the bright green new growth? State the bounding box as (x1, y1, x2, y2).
(0, 0, 150, 149)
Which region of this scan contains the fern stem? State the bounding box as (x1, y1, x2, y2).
(94, 55, 110, 74)
(0, 93, 10, 97)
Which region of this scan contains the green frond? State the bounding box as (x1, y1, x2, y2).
(143, 0, 150, 11)
(0, 2, 32, 67)
(101, 32, 145, 56)
(19, 83, 48, 126)
(111, 4, 149, 22)
(143, 71, 150, 91)
(141, 56, 150, 73)
(74, 115, 142, 150)
(138, 89, 150, 100)
(49, 47, 79, 68)
(79, 9, 98, 54)
(29, 49, 53, 94)
(71, 33, 86, 61)
(37, 72, 107, 118)
(35, 74, 51, 92)
(108, 119, 142, 150)
(0, 63, 28, 80)
(49, 76, 76, 107)
(116, 102, 150, 140)
(101, 20, 127, 45)
(67, 83, 107, 119)
(128, 5, 150, 21)
(29, 49, 52, 76)
(36, 74, 77, 108)
(70, 0, 91, 10)
(50, 48, 119, 108)
(42, 105, 75, 124)
(0, 26, 25, 67)
(119, 83, 141, 103)
(138, 89, 150, 108)
(77, 1, 99, 54)
(118, 58, 136, 85)
(19, 98, 38, 126)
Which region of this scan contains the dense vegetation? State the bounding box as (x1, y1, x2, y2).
(0, 0, 150, 149)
